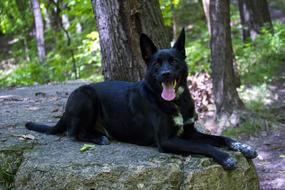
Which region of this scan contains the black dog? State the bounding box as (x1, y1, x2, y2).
(26, 29, 257, 170)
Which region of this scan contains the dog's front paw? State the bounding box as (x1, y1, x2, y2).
(222, 157, 237, 170)
(240, 144, 257, 159)
(230, 142, 257, 159)
(219, 156, 237, 170)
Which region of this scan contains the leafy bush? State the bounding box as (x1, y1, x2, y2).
(186, 30, 211, 74)
(0, 61, 48, 87)
(74, 31, 102, 80)
(0, 30, 103, 87)
(1, 0, 285, 89)
(234, 22, 285, 85)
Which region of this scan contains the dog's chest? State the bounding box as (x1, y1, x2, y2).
(172, 109, 184, 136)
(171, 106, 196, 136)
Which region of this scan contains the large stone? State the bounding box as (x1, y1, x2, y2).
(1, 137, 259, 190)
(0, 82, 260, 189)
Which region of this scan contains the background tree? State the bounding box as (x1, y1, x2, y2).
(238, 0, 273, 41)
(91, 0, 170, 81)
(210, 0, 244, 133)
(31, 0, 46, 63)
(202, 0, 241, 88)
(202, 0, 211, 33)
(170, 0, 178, 40)
(48, 0, 78, 78)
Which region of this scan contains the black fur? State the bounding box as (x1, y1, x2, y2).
(25, 29, 257, 170)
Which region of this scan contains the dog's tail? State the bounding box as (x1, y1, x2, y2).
(25, 116, 66, 135)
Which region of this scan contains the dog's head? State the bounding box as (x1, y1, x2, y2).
(140, 29, 188, 101)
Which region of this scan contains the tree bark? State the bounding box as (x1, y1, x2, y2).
(210, 0, 244, 132)
(238, 0, 273, 41)
(202, 0, 211, 33)
(254, 0, 273, 31)
(31, 0, 46, 63)
(46, 0, 62, 31)
(170, 0, 178, 41)
(91, 0, 170, 81)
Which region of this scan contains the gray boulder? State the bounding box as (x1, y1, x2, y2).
(0, 82, 259, 190)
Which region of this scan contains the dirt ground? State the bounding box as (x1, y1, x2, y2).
(247, 126, 285, 190)
(246, 66, 285, 190)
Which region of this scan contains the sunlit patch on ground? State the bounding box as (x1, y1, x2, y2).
(238, 83, 278, 109)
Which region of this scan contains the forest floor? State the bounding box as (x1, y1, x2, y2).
(193, 60, 285, 189)
(244, 63, 285, 190)
(229, 7, 285, 189)
(247, 123, 285, 190)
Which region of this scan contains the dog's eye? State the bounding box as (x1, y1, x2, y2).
(155, 58, 162, 65)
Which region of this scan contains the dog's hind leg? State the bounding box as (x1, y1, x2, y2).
(182, 125, 257, 159)
(67, 115, 110, 145)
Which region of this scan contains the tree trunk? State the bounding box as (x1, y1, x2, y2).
(210, 0, 244, 133)
(204, 0, 241, 87)
(45, 0, 63, 31)
(170, 0, 178, 42)
(91, 0, 170, 81)
(31, 0, 46, 63)
(238, 0, 273, 41)
(202, 0, 211, 33)
(254, 0, 273, 31)
(23, 37, 30, 62)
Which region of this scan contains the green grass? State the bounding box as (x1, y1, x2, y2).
(0, 152, 23, 189)
(223, 120, 261, 137)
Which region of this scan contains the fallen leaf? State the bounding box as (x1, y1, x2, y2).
(270, 146, 281, 150)
(19, 134, 36, 141)
(80, 144, 95, 152)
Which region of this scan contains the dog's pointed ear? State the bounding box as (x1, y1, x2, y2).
(173, 28, 185, 57)
(140, 33, 157, 62)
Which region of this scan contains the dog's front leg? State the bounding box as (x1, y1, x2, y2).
(182, 126, 257, 159)
(159, 137, 237, 170)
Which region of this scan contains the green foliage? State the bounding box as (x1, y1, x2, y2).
(74, 31, 102, 80)
(186, 30, 211, 74)
(175, 0, 206, 36)
(0, 152, 23, 189)
(0, 0, 285, 89)
(0, 1, 33, 34)
(0, 61, 48, 87)
(160, 0, 211, 73)
(159, 0, 180, 26)
(223, 120, 263, 138)
(223, 112, 278, 138)
(0, 30, 103, 87)
(234, 22, 285, 85)
(0, 0, 103, 87)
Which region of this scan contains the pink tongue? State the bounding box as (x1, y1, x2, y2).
(161, 83, 176, 101)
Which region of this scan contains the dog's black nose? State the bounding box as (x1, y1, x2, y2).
(161, 71, 172, 78)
